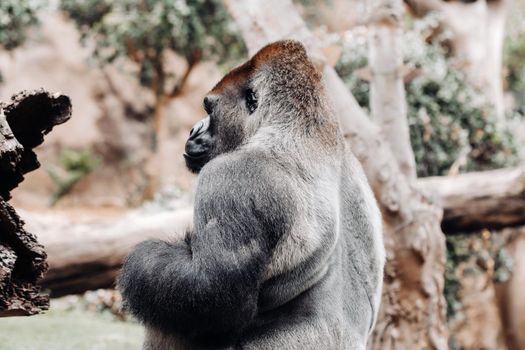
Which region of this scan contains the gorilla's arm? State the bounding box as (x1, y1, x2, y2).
(118, 158, 292, 343)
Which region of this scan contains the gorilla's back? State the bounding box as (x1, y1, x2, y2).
(239, 144, 384, 349)
(141, 146, 384, 350)
(338, 151, 385, 340)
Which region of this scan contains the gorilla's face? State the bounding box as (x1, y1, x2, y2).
(184, 40, 323, 173)
(184, 62, 259, 173)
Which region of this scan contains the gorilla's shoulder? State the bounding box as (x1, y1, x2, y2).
(199, 151, 285, 186)
(196, 150, 296, 209)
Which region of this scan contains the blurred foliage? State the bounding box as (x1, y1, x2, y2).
(142, 185, 185, 212)
(47, 149, 101, 206)
(334, 15, 518, 177)
(0, 0, 47, 50)
(294, 0, 332, 28)
(60, 0, 246, 97)
(506, 0, 525, 39)
(79, 289, 127, 321)
(504, 32, 525, 108)
(445, 231, 513, 320)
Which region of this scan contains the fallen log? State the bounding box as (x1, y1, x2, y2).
(0, 90, 71, 316)
(25, 208, 193, 297)
(417, 166, 525, 234)
(29, 164, 525, 296)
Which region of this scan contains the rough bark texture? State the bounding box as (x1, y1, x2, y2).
(418, 166, 525, 233)
(405, 0, 507, 121)
(223, 1, 448, 349)
(27, 208, 193, 297)
(368, 0, 417, 179)
(0, 90, 71, 316)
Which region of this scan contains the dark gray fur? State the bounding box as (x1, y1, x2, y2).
(118, 40, 385, 350)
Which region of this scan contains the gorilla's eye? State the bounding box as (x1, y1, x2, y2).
(245, 88, 258, 114)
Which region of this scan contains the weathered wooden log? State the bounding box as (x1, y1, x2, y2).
(0, 90, 71, 316)
(21, 165, 523, 297)
(418, 166, 525, 234)
(24, 208, 193, 297)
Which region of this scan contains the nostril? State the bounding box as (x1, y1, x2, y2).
(189, 121, 203, 139)
(188, 116, 210, 141)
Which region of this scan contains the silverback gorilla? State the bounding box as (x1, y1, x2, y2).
(118, 40, 385, 350)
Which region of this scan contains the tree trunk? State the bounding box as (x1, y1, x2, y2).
(368, 0, 417, 179)
(418, 166, 525, 233)
(0, 90, 71, 316)
(223, 1, 448, 348)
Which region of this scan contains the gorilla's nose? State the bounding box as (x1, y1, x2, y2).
(185, 116, 212, 158)
(189, 122, 202, 139)
(188, 117, 210, 140)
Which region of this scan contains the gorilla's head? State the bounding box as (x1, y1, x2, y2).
(184, 40, 329, 173)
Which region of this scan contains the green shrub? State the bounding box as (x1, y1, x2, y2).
(0, 0, 47, 50)
(334, 16, 518, 177)
(504, 32, 525, 108)
(47, 149, 100, 206)
(445, 232, 512, 320)
(60, 0, 246, 96)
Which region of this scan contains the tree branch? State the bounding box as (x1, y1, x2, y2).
(368, 0, 417, 179)
(418, 166, 525, 233)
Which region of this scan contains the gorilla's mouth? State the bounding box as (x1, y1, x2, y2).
(184, 116, 213, 173)
(184, 152, 209, 173)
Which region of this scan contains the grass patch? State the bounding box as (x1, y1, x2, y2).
(0, 302, 143, 350)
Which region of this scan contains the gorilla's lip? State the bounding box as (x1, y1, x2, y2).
(183, 152, 207, 160)
(183, 152, 209, 173)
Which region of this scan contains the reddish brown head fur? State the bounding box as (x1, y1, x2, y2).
(211, 40, 321, 95)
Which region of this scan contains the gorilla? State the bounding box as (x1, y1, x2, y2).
(118, 40, 385, 350)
